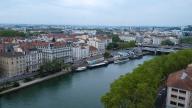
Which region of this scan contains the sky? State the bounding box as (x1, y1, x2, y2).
(0, 0, 192, 26)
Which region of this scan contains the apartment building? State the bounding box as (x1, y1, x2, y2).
(35, 42, 72, 63)
(72, 44, 89, 61)
(0, 48, 42, 77)
(166, 65, 192, 108)
(26, 49, 43, 73)
(119, 35, 136, 42)
(87, 36, 112, 54)
(152, 36, 178, 45)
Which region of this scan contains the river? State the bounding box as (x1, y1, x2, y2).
(0, 56, 154, 108)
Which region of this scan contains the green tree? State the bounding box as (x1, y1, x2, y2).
(161, 39, 174, 46)
(0, 30, 25, 37)
(107, 43, 118, 50)
(39, 59, 69, 76)
(107, 41, 136, 50)
(52, 38, 56, 42)
(104, 51, 111, 58)
(101, 49, 192, 108)
(180, 37, 192, 44)
(112, 35, 122, 43)
(118, 41, 136, 49)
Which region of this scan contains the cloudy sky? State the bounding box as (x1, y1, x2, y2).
(0, 0, 191, 26)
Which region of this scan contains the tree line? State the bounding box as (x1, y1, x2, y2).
(180, 37, 192, 44)
(107, 35, 136, 50)
(101, 49, 192, 108)
(0, 30, 25, 37)
(39, 59, 70, 77)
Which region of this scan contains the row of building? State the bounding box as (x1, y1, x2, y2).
(117, 31, 180, 45)
(0, 34, 112, 78)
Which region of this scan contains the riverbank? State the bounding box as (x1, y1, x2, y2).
(0, 70, 70, 95)
(0, 51, 148, 95)
(1, 56, 154, 108)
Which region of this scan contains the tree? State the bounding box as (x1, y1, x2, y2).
(112, 35, 122, 43)
(180, 37, 192, 44)
(118, 41, 136, 49)
(107, 43, 118, 50)
(161, 39, 174, 46)
(52, 38, 56, 42)
(0, 30, 25, 37)
(39, 59, 69, 76)
(107, 41, 136, 50)
(101, 49, 192, 108)
(104, 51, 111, 58)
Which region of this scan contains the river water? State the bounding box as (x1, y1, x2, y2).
(0, 56, 154, 108)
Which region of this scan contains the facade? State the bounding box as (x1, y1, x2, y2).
(0, 49, 42, 77)
(0, 44, 4, 54)
(152, 36, 166, 45)
(36, 42, 72, 63)
(168, 37, 179, 45)
(89, 46, 98, 56)
(119, 35, 136, 42)
(86, 55, 104, 65)
(87, 36, 112, 54)
(26, 49, 43, 73)
(87, 38, 105, 54)
(166, 65, 192, 108)
(95, 36, 112, 47)
(0, 52, 27, 77)
(152, 36, 178, 45)
(72, 45, 89, 61)
(143, 37, 152, 45)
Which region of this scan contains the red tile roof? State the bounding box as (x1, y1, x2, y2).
(89, 46, 98, 52)
(167, 66, 192, 91)
(96, 36, 112, 40)
(47, 34, 67, 38)
(18, 41, 68, 50)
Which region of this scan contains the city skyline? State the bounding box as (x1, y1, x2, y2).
(0, 0, 192, 26)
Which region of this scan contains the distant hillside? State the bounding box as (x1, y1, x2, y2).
(0, 30, 25, 37)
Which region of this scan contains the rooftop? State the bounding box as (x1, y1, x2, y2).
(167, 65, 192, 91)
(0, 52, 24, 57)
(89, 46, 98, 52)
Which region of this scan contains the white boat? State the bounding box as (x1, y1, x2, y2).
(75, 66, 87, 71)
(114, 58, 129, 64)
(88, 61, 108, 68)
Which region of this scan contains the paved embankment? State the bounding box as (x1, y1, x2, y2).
(0, 71, 70, 95)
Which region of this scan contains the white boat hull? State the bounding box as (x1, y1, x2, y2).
(114, 59, 129, 64)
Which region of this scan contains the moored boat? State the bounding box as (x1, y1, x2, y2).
(114, 58, 129, 64)
(75, 66, 87, 72)
(113, 54, 129, 64)
(88, 61, 108, 69)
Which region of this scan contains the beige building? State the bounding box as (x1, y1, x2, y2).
(87, 36, 112, 54)
(166, 65, 192, 108)
(0, 49, 42, 77)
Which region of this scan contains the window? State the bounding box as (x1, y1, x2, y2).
(179, 90, 186, 94)
(179, 96, 185, 101)
(178, 103, 185, 107)
(171, 94, 177, 98)
(170, 101, 177, 105)
(172, 88, 178, 92)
